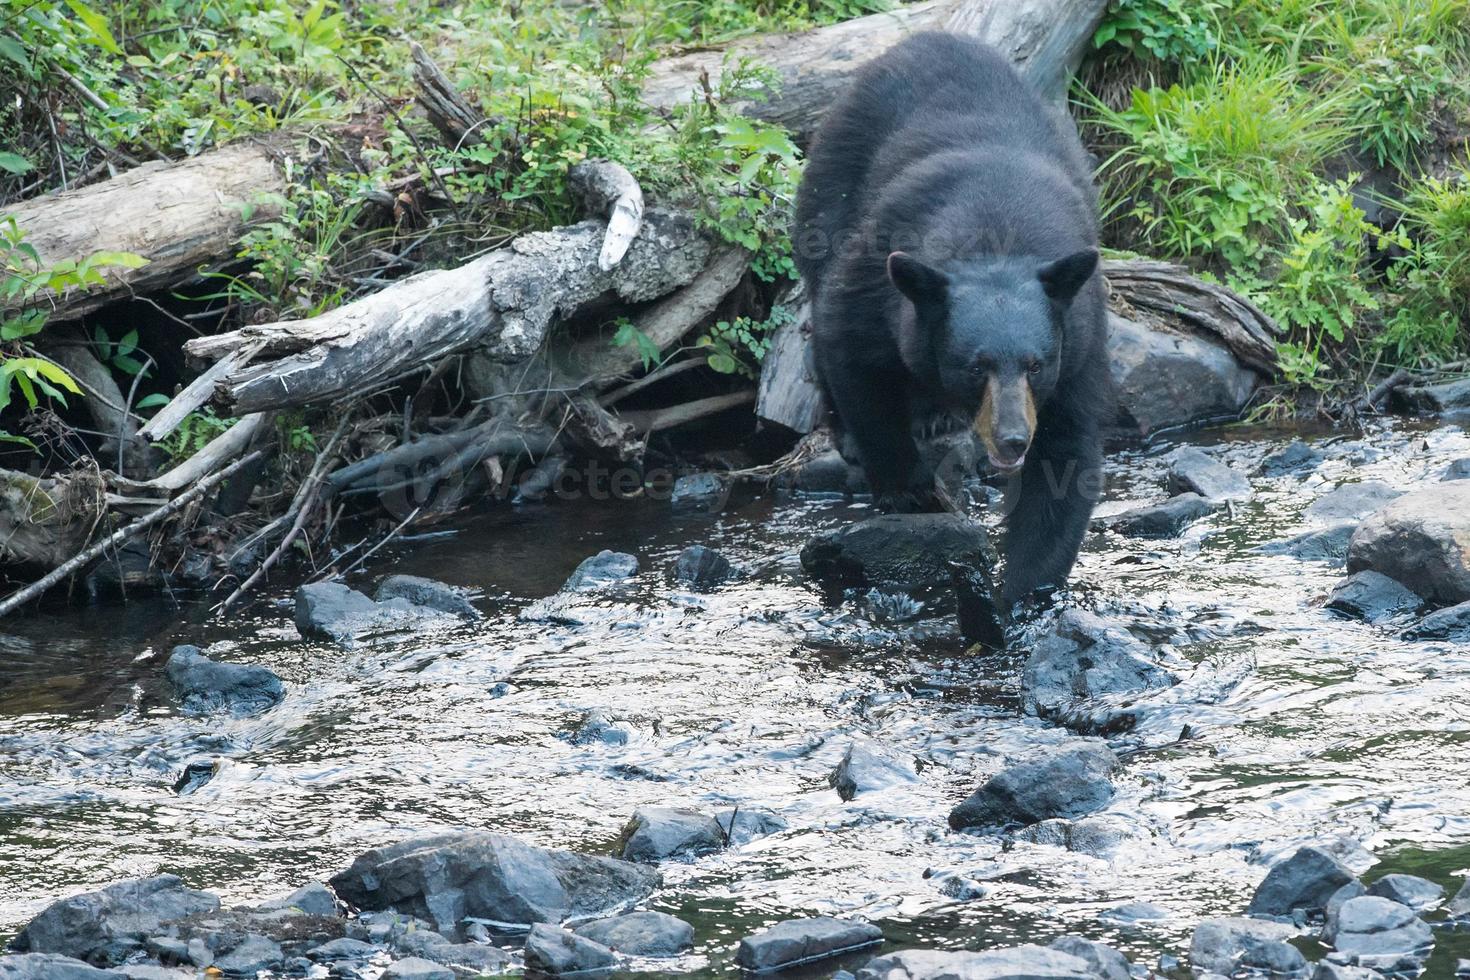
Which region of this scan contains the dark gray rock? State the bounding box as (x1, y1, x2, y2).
(672, 545, 733, 590)
(328, 832, 660, 932)
(1106, 312, 1257, 439)
(949, 741, 1117, 831)
(344, 910, 440, 946)
(1406, 600, 1470, 640)
(1046, 937, 1130, 980)
(1168, 447, 1251, 501)
(0, 954, 126, 979)
(1304, 481, 1402, 522)
(856, 944, 1097, 980)
(800, 514, 997, 592)
(382, 957, 455, 980)
(1247, 846, 1358, 918)
(1443, 459, 1470, 481)
(374, 575, 480, 620)
(522, 923, 615, 976)
(12, 875, 220, 966)
(212, 934, 283, 976)
(615, 807, 725, 863)
(1451, 877, 1470, 918)
(295, 582, 447, 643)
(1312, 962, 1380, 980)
(829, 742, 919, 802)
(307, 937, 378, 962)
(1325, 895, 1433, 973)
(255, 882, 337, 918)
(734, 917, 882, 973)
(1391, 376, 1470, 414)
(1097, 493, 1221, 539)
(172, 760, 215, 795)
(1348, 483, 1470, 607)
(1020, 610, 1178, 722)
(1099, 901, 1172, 924)
(1327, 571, 1423, 622)
(1190, 917, 1304, 977)
(670, 473, 729, 514)
(951, 559, 1006, 649)
(1366, 874, 1444, 911)
(407, 941, 511, 975)
(712, 807, 787, 845)
(1258, 523, 1358, 564)
(562, 551, 639, 592)
(119, 967, 194, 980)
(574, 911, 694, 957)
(1010, 816, 1135, 858)
(1261, 440, 1325, 477)
(164, 646, 284, 716)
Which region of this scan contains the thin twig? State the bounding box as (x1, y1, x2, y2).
(335, 506, 422, 580)
(0, 451, 264, 618)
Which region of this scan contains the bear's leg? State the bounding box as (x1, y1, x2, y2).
(825, 371, 934, 512)
(1001, 416, 1102, 604)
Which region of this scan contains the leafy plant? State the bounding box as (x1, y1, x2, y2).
(1379, 164, 1470, 361)
(1093, 0, 1223, 65)
(160, 408, 235, 463)
(698, 304, 793, 377)
(611, 317, 664, 372)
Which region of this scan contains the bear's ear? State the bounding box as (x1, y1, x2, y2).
(887, 251, 948, 305)
(1037, 249, 1099, 305)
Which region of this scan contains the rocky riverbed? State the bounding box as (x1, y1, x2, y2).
(3, 418, 1470, 978)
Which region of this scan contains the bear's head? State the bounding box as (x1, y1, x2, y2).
(886, 248, 1097, 474)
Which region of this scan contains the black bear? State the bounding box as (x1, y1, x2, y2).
(795, 32, 1110, 605)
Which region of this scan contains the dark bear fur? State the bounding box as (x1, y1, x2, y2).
(795, 32, 1111, 604)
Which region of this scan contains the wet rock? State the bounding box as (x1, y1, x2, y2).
(172, 760, 215, 795)
(1404, 599, 1470, 640)
(573, 911, 694, 957)
(1047, 937, 1131, 980)
(1325, 880, 1367, 936)
(1168, 447, 1251, 501)
(1304, 481, 1402, 522)
(670, 473, 729, 514)
(1261, 440, 1324, 477)
(374, 575, 480, 620)
(328, 832, 660, 932)
(1326, 571, 1423, 622)
(0, 954, 126, 978)
(1365, 874, 1444, 911)
(856, 944, 1097, 980)
(1348, 483, 1470, 607)
(12, 874, 220, 966)
(734, 917, 883, 973)
(1020, 610, 1178, 722)
(569, 708, 631, 747)
(1257, 523, 1358, 564)
(829, 742, 919, 802)
(800, 514, 997, 592)
(1106, 312, 1257, 439)
(1324, 895, 1433, 973)
(522, 923, 615, 976)
(1391, 376, 1470, 414)
(673, 545, 733, 590)
(306, 937, 378, 962)
(164, 646, 284, 716)
(119, 967, 194, 980)
(211, 934, 283, 976)
(1099, 901, 1172, 924)
(1190, 917, 1305, 977)
(1443, 459, 1470, 481)
(950, 559, 1006, 648)
(345, 910, 440, 946)
(1247, 845, 1359, 918)
(562, 550, 639, 592)
(1010, 815, 1136, 858)
(294, 582, 448, 643)
(408, 941, 511, 975)
(1097, 493, 1221, 539)
(255, 882, 338, 918)
(713, 807, 787, 845)
(949, 741, 1117, 831)
(382, 957, 455, 980)
(1312, 963, 1380, 980)
(1450, 878, 1470, 918)
(616, 807, 725, 863)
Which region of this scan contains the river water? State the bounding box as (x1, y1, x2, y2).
(2, 418, 1469, 977)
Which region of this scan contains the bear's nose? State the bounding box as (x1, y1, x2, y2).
(1000, 434, 1030, 459)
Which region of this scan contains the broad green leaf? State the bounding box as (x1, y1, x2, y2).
(0, 37, 28, 71)
(86, 250, 149, 270)
(1, 312, 47, 340)
(0, 152, 33, 175)
(32, 358, 82, 394)
(64, 0, 124, 55)
(136, 393, 172, 409)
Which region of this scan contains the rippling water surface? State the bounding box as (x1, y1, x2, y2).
(3, 419, 1470, 977)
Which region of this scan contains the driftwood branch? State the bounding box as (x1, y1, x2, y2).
(0, 450, 263, 617)
(138, 347, 260, 442)
(754, 279, 822, 434)
(410, 41, 491, 148)
(327, 418, 556, 495)
(568, 160, 645, 271)
(117, 412, 270, 494)
(621, 390, 756, 434)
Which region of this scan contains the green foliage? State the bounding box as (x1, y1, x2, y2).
(612, 318, 664, 372)
(160, 408, 234, 464)
(224, 184, 366, 317)
(698, 304, 793, 378)
(1093, 0, 1222, 65)
(1380, 165, 1470, 361)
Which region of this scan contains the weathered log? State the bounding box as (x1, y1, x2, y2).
(1, 142, 287, 321)
(1102, 258, 1280, 376)
(36, 325, 151, 475)
(138, 346, 260, 442)
(640, 0, 1108, 136)
(620, 389, 757, 434)
(410, 41, 490, 149)
(118, 412, 269, 494)
(327, 418, 556, 494)
(185, 211, 714, 414)
(0, 465, 106, 569)
(753, 279, 822, 434)
(568, 159, 645, 271)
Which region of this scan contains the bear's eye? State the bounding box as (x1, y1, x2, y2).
(1027, 360, 1043, 375)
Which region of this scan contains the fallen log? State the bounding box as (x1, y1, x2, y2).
(620, 389, 757, 435)
(0, 465, 106, 569)
(4, 0, 1103, 323)
(753, 279, 822, 434)
(327, 418, 556, 495)
(1, 142, 287, 322)
(185, 211, 714, 415)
